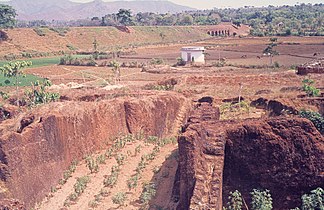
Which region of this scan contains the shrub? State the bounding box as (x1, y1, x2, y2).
(150, 58, 164, 65)
(112, 192, 127, 206)
(140, 182, 156, 205)
(85, 156, 99, 173)
(24, 80, 60, 107)
(49, 27, 70, 36)
(33, 28, 46, 36)
(96, 154, 106, 164)
(127, 173, 140, 190)
(74, 176, 90, 195)
(226, 190, 243, 210)
(299, 110, 324, 134)
(302, 79, 320, 97)
(300, 187, 323, 210)
(103, 165, 120, 188)
(115, 154, 126, 166)
(250, 189, 273, 210)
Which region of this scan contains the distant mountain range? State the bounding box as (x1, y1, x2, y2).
(1, 0, 195, 21)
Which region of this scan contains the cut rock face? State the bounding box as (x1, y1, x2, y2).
(176, 101, 324, 210)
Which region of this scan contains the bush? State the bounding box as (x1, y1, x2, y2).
(33, 28, 46, 36)
(250, 189, 273, 210)
(150, 58, 164, 65)
(300, 187, 324, 210)
(299, 110, 324, 134)
(226, 190, 243, 210)
(85, 156, 99, 173)
(24, 80, 60, 107)
(74, 176, 90, 195)
(140, 182, 156, 205)
(112, 192, 127, 206)
(302, 79, 320, 97)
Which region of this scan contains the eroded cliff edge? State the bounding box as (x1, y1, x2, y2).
(0, 92, 188, 208)
(176, 101, 324, 210)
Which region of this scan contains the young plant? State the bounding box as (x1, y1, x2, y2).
(96, 154, 106, 164)
(302, 79, 320, 97)
(134, 145, 142, 156)
(140, 182, 156, 205)
(227, 190, 243, 210)
(0, 60, 32, 106)
(85, 156, 99, 173)
(115, 154, 126, 166)
(250, 189, 273, 210)
(112, 192, 127, 206)
(300, 187, 323, 210)
(299, 109, 324, 134)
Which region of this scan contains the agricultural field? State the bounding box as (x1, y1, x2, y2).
(0, 27, 323, 210)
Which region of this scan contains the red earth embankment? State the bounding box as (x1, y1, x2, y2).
(0, 92, 187, 208)
(176, 101, 324, 209)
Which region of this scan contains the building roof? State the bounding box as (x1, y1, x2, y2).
(181, 46, 205, 51)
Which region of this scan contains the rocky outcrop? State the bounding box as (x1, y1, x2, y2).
(0, 92, 188, 208)
(176, 102, 324, 210)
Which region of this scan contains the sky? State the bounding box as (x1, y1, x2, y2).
(70, 0, 324, 9)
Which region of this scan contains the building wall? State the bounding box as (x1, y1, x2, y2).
(181, 51, 205, 63)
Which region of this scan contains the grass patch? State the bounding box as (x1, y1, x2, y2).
(0, 74, 44, 87)
(0, 55, 91, 69)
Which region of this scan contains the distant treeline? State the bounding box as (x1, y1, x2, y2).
(16, 3, 324, 36)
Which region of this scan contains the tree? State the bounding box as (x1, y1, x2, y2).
(263, 38, 279, 65)
(0, 61, 32, 106)
(116, 9, 133, 26)
(179, 14, 194, 25)
(0, 4, 17, 28)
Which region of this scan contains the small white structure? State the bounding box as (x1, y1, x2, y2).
(181, 46, 205, 64)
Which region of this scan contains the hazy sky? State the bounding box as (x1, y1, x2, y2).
(70, 0, 324, 9)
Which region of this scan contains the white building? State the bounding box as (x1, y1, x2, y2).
(181, 46, 205, 64)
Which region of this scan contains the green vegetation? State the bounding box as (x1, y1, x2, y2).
(103, 165, 120, 188)
(299, 110, 324, 134)
(0, 4, 16, 28)
(150, 58, 164, 65)
(0, 74, 42, 87)
(299, 187, 324, 210)
(263, 38, 279, 65)
(33, 28, 46, 36)
(24, 80, 60, 107)
(226, 190, 243, 210)
(85, 156, 99, 174)
(49, 27, 70, 36)
(223, 189, 272, 210)
(0, 60, 32, 105)
(250, 189, 273, 210)
(64, 176, 91, 207)
(302, 79, 320, 97)
(140, 182, 156, 205)
(99, 4, 324, 36)
(59, 160, 78, 185)
(112, 192, 127, 206)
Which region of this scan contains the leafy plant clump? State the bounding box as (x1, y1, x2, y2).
(85, 156, 99, 173)
(226, 190, 243, 210)
(302, 79, 320, 97)
(24, 80, 60, 107)
(250, 189, 273, 210)
(64, 176, 90, 206)
(140, 182, 156, 205)
(299, 110, 324, 134)
(112, 192, 127, 206)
